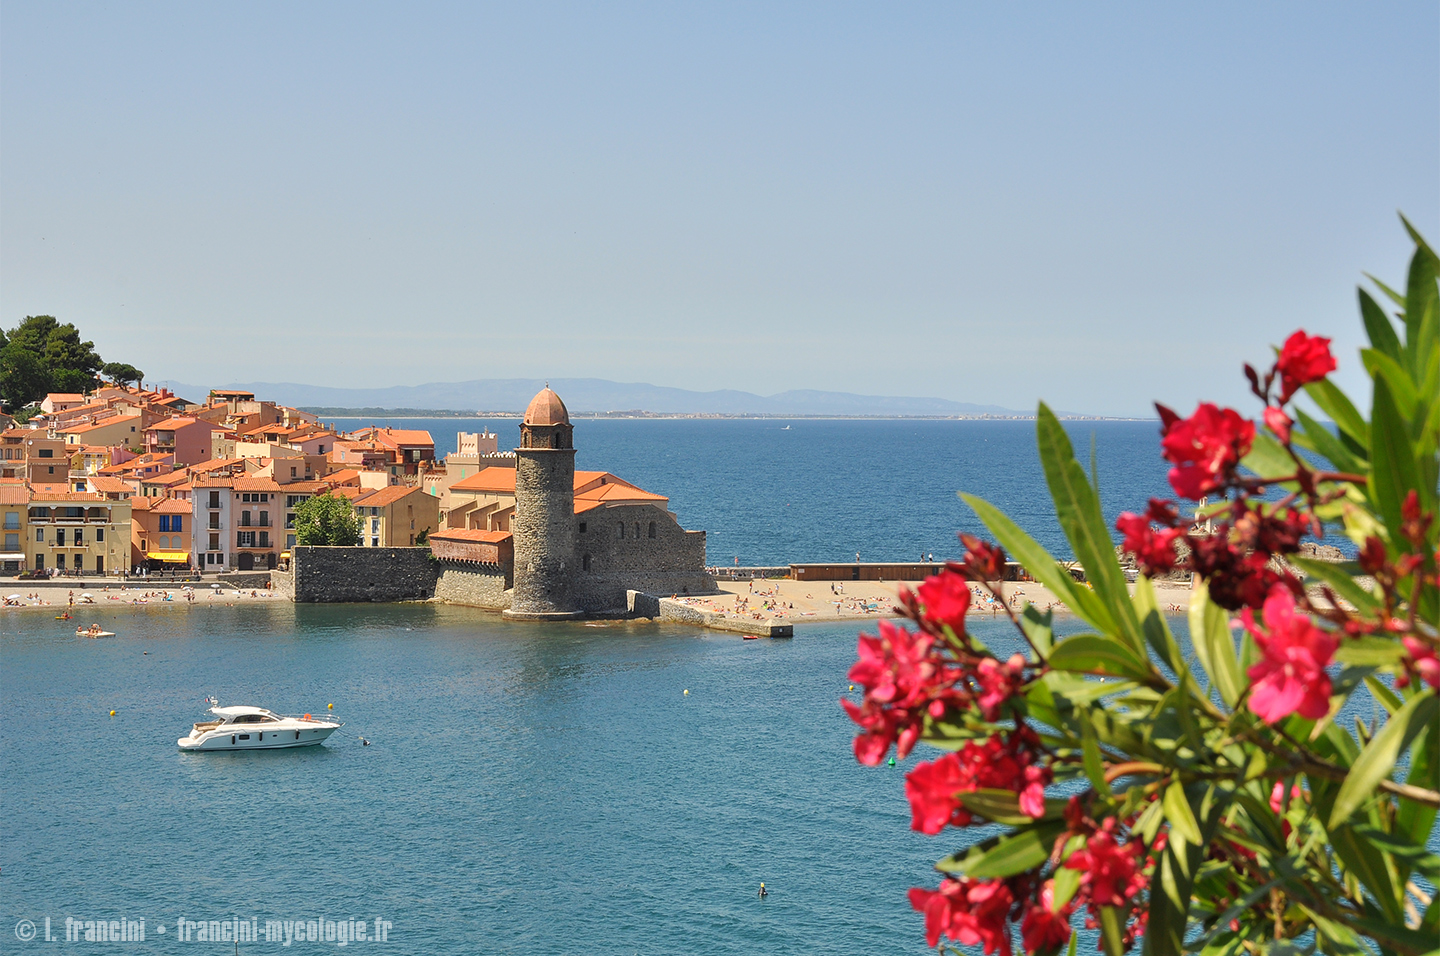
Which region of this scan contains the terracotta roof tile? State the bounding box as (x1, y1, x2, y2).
(429, 529, 512, 543)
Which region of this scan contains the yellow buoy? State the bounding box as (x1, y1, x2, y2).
(327, 703, 334, 710)
(848, 684, 854, 691)
(109, 710, 116, 716)
(683, 689, 689, 696)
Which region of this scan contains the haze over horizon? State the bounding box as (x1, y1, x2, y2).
(2, 3, 1436, 418)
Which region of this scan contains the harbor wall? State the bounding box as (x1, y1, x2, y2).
(282, 546, 438, 603)
(433, 562, 511, 610)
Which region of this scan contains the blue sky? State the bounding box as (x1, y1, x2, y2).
(2, 3, 1435, 416)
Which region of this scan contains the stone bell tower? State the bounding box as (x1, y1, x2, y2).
(504, 386, 582, 619)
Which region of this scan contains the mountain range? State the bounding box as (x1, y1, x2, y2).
(149, 377, 1045, 417)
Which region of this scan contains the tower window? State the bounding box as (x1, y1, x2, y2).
(648, 521, 656, 539)
(618, 523, 625, 539)
(582, 554, 591, 571)
(578, 522, 586, 533)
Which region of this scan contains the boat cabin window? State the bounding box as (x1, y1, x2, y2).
(230, 713, 277, 724)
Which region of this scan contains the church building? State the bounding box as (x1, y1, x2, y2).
(428, 387, 716, 617)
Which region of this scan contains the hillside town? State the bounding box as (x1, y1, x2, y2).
(0, 383, 493, 578)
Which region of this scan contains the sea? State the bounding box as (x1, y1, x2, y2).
(2, 420, 1393, 955)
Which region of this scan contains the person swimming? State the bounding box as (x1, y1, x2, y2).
(758, 882, 767, 898)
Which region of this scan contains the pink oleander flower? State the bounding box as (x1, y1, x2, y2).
(917, 569, 971, 634)
(1263, 405, 1292, 444)
(1275, 330, 1336, 403)
(1402, 637, 1440, 691)
(1064, 829, 1141, 908)
(1021, 882, 1074, 954)
(843, 620, 960, 764)
(1116, 511, 1184, 576)
(904, 732, 1049, 835)
(974, 655, 1024, 720)
(1242, 584, 1337, 723)
(909, 878, 1014, 955)
(1157, 403, 1255, 500)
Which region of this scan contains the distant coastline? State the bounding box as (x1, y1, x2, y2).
(307, 406, 1151, 422)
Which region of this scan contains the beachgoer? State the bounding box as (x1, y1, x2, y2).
(758, 882, 767, 898)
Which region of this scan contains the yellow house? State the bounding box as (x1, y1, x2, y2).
(25, 484, 132, 576)
(351, 485, 439, 547)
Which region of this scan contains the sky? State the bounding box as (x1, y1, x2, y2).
(1, 2, 1436, 417)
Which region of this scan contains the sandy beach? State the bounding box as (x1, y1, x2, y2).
(1, 583, 289, 615)
(669, 577, 1194, 628)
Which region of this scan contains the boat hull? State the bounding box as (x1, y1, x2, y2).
(178, 725, 339, 751)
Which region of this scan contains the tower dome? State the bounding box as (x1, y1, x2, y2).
(524, 387, 569, 426)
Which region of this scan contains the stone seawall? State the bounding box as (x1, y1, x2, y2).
(434, 562, 511, 610)
(628, 590, 793, 637)
(284, 547, 437, 602)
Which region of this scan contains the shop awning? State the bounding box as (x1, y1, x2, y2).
(146, 551, 190, 562)
(0, 553, 25, 561)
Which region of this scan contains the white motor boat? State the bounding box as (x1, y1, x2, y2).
(178, 704, 342, 751)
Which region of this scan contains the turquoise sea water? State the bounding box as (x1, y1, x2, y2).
(2, 604, 1066, 955)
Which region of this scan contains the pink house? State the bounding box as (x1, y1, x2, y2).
(143, 417, 222, 467)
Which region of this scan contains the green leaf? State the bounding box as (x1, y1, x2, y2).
(1351, 824, 1440, 879)
(1304, 378, 1370, 451)
(1079, 708, 1113, 797)
(1133, 575, 1185, 677)
(1364, 675, 1404, 716)
(1403, 227, 1440, 370)
(1332, 634, 1405, 667)
(1288, 556, 1381, 614)
(1362, 347, 1419, 419)
(1021, 604, 1055, 657)
(1329, 823, 1402, 923)
(1099, 905, 1125, 956)
(960, 492, 1116, 630)
(1052, 866, 1082, 910)
(1348, 914, 1440, 956)
(1188, 584, 1243, 708)
(1240, 429, 1299, 483)
(1162, 781, 1201, 845)
(1328, 691, 1439, 829)
(1369, 374, 1424, 538)
(1360, 287, 1404, 361)
(1048, 634, 1153, 682)
(1035, 404, 1143, 652)
(1397, 716, 1439, 848)
(1293, 408, 1366, 474)
(963, 822, 1065, 878)
(958, 788, 1069, 826)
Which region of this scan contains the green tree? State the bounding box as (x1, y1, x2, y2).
(293, 494, 360, 546)
(102, 362, 145, 387)
(0, 344, 50, 412)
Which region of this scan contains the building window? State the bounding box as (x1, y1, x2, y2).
(578, 522, 586, 533)
(648, 521, 656, 539)
(618, 523, 625, 539)
(583, 554, 591, 571)
(141, 539, 148, 551)
(209, 533, 220, 551)
(36, 529, 44, 542)
(96, 528, 103, 542)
